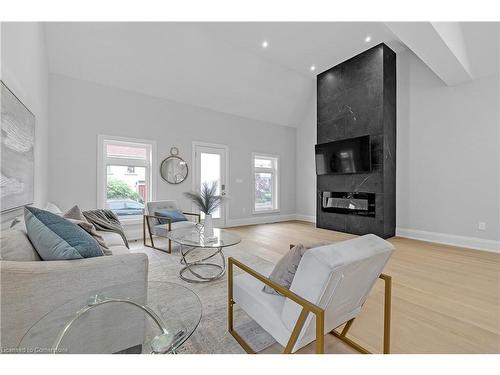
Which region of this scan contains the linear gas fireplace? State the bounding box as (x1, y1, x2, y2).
(321, 191, 375, 217)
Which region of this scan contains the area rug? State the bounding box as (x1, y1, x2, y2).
(130, 241, 278, 354)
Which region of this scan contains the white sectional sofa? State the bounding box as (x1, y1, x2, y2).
(0, 226, 149, 353)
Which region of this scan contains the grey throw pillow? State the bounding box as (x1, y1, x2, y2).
(64, 205, 110, 254)
(262, 242, 332, 295)
(64, 205, 86, 221)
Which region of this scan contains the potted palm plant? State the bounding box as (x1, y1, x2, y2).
(184, 181, 225, 240)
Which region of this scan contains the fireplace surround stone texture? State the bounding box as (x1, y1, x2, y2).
(316, 43, 396, 238)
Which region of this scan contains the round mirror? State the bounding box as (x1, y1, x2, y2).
(160, 156, 188, 184)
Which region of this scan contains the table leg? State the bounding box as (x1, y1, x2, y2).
(179, 246, 226, 283)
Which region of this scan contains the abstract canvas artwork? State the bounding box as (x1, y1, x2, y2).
(1, 81, 35, 212)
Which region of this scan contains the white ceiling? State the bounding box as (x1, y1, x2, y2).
(44, 22, 499, 128)
(196, 22, 407, 77)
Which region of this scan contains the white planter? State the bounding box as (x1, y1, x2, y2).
(203, 214, 215, 239)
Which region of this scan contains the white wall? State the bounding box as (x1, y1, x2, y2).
(1, 22, 49, 225)
(48, 74, 296, 229)
(295, 92, 316, 222)
(396, 50, 499, 250)
(295, 50, 499, 251)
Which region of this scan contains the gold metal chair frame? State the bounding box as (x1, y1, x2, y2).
(143, 213, 201, 253)
(227, 251, 392, 354)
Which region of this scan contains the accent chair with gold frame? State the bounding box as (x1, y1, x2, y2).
(228, 234, 394, 354)
(143, 200, 200, 253)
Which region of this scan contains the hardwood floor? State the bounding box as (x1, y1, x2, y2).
(226, 221, 500, 354)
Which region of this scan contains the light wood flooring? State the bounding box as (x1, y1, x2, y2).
(226, 221, 500, 354)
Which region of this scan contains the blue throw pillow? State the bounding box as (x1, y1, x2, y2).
(24, 206, 104, 260)
(155, 209, 188, 224)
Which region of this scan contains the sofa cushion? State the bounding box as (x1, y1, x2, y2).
(106, 245, 131, 256)
(0, 229, 41, 261)
(99, 231, 126, 247)
(155, 209, 188, 224)
(24, 206, 104, 260)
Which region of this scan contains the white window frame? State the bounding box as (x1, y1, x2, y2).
(97, 135, 157, 224)
(252, 153, 280, 214)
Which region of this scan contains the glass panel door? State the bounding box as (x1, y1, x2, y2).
(200, 152, 222, 219)
(193, 144, 227, 227)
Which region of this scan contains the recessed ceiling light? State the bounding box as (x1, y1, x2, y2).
(261, 40, 269, 48)
(365, 35, 372, 43)
(310, 65, 316, 72)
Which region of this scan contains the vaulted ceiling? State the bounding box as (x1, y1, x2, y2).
(45, 22, 499, 128)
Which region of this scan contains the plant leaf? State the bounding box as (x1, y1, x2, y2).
(183, 181, 225, 214)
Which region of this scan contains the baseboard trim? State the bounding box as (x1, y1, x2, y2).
(294, 214, 316, 223)
(396, 227, 500, 253)
(225, 214, 297, 228)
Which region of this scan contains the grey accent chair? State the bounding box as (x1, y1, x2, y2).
(143, 200, 200, 253)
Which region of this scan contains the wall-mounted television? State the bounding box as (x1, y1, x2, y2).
(315, 135, 371, 175)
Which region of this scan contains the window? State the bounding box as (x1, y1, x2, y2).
(98, 136, 156, 221)
(252, 154, 279, 213)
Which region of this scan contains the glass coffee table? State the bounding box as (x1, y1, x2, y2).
(18, 281, 201, 354)
(167, 227, 241, 283)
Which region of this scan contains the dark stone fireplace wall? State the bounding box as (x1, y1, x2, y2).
(316, 43, 396, 238)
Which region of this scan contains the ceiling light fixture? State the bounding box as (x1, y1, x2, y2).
(365, 35, 372, 43)
(261, 40, 269, 48)
(310, 65, 316, 72)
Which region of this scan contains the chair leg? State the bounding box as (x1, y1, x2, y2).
(381, 274, 392, 354)
(227, 261, 255, 354)
(340, 318, 355, 336)
(283, 308, 309, 353)
(315, 310, 325, 354)
(143, 216, 146, 246)
(143, 215, 174, 253)
(330, 274, 392, 354)
(330, 330, 371, 354)
(228, 261, 234, 332)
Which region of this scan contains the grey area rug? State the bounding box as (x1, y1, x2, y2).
(130, 241, 278, 354)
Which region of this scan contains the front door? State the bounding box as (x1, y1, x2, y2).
(193, 142, 228, 227)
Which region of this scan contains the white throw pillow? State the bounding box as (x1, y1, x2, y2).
(44, 202, 63, 215)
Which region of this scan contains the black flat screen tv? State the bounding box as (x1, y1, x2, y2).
(315, 135, 371, 175)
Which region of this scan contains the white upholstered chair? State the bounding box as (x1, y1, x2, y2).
(143, 200, 200, 253)
(228, 234, 394, 354)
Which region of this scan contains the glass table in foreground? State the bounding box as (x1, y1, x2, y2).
(167, 227, 241, 283)
(18, 281, 201, 354)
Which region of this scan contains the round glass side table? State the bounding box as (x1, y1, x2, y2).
(167, 227, 241, 283)
(18, 281, 202, 354)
